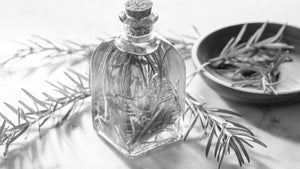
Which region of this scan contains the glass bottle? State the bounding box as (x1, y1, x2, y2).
(90, 0, 186, 157)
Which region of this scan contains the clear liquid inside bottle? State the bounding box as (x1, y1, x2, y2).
(90, 0, 186, 157)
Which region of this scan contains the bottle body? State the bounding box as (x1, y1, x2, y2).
(90, 32, 186, 157)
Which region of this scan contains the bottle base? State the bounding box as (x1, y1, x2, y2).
(96, 130, 183, 158)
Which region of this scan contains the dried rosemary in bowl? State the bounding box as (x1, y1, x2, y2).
(206, 22, 294, 94)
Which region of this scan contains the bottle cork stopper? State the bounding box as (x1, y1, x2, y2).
(125, 0, 153, 19)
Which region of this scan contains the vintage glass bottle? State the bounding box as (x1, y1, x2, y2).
(90, 0, 186, 157)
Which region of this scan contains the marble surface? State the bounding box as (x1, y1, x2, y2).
(1, 0, 300, 169)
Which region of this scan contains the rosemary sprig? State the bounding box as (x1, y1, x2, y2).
(0, 31, 266, 168)
(1, 34, 194, 74)
(1, 35, 97, 75)
(206, 22, 294, 94)
(0, 70, 90, 159)
(6, 35, 96, 63)
(184, 92, 266, 169)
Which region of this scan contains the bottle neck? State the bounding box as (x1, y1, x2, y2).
(119, 10, 158, 37)
(116, 4, 159, 55)
(124, 25, 153, 37)
(116, 30, 160, 55)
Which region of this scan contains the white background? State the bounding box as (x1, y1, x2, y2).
(1, 0, 300, 169)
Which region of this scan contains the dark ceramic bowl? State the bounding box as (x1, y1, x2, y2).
(192, 22, 300, 104)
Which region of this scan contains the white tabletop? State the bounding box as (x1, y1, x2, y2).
(1, 0, 300, 169)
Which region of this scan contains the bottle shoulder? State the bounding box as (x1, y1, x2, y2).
(91, 32, 185, 67)
(92, 32, 177, 55)
(93, 38, 115, 53)
(91, 38, 115, 58)
(115, 32, 160, 55)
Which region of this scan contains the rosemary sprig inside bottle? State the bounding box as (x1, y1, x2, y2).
(206, 23, 294, 94)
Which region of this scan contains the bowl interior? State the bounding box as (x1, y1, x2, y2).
(195, 22, 300, 95)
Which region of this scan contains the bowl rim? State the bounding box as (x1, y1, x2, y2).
(191, 21, 300, 96)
